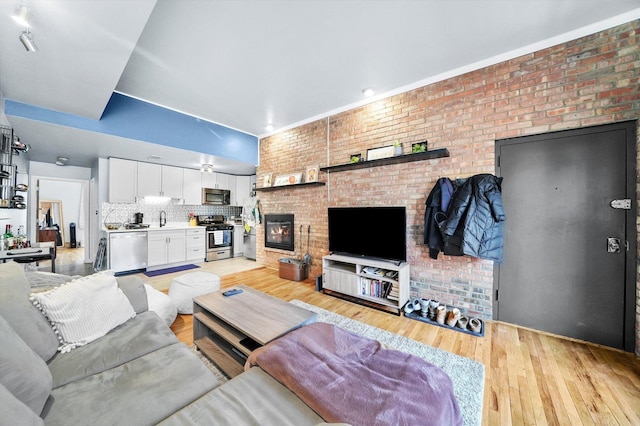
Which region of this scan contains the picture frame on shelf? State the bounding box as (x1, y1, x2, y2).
(305, 165, 319, 183)
(263, 173, 273, 187)
(274, 173, 303, 186)
(350, 153, 362, 163)
(366, 145, 395, 161)
(411, 141, 428, 153)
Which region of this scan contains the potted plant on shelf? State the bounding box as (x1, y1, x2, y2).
(393, 140, 402, 156)
(412, 141, 427, 153)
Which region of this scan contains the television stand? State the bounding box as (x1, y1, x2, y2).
(322, 254, 409, 315)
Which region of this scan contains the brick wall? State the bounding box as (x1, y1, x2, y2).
(258, 20, 640, 354)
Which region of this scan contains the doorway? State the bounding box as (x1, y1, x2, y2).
(29, 176, 92, 267)
(495, 121, 636, 351)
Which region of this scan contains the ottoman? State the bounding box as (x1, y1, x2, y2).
(168, 272, 221, 314)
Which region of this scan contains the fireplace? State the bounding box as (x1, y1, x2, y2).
(264, 214, 294, 251)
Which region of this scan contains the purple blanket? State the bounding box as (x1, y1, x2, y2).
(247, 322, 462, 426)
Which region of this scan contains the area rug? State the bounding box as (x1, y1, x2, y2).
(190, 300, 484, 426)
(143, 264, 199, 277)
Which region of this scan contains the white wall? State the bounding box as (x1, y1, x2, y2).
(39, 180, 83, 246)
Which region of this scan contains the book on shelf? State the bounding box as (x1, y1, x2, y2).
(359, 277, 395, 299)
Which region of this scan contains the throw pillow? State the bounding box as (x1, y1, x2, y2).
(30, 271, 136, 353)
(116, 275, 149, 314)
(0, 262, 59, 362)
(0, 314, 53, 416)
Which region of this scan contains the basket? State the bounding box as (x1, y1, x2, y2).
(278, 258, 309, 281)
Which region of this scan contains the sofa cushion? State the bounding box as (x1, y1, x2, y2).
(0, 383, 44, 426)
(0, 262, 59, 361)
(30, 271, 136, 353)
(0, 314, 53, 416)
(48, 311, 179, 388)
(158, 367, 324, 426)
(145, 284, 178, 326)
(116, 275, 149, 314)
(43, 343, 219, 426)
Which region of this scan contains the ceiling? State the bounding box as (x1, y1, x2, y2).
(1, 0, 639, 172)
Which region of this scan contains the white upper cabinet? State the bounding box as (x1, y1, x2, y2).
(109, 158, 138, 203)
(136, 163, 182, 199)
(201, 171, 218, 189)
(137, 162, 162, 197)
(183, 168, 202, 205)
(235, 175, 251, 206)
(216, 173, 230, 190)
(161, 165, 183, 199)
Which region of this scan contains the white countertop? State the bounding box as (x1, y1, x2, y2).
(103, 223, 207, 233)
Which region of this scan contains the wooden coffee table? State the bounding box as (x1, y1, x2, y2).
(193, 284, 317, 377)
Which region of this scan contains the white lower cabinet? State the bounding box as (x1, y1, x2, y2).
(186, 228, 205, 262)
(147, 230, 186, 267)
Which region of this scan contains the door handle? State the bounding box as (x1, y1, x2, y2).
(607, 237, 621, 253)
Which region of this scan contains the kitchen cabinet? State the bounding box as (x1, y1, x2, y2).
(137, 162, 161, 197)
(183, 169, 202, 205)
(202, 171, 235, 190)
(216, 173, 230, 190)
(108, 158, 138, 203)
(161, 165, 183, 199)
(186, 228, 205, 261)
(147, 230, 186, 267)
(233, 224, 244, 257)
(137, 163, 183, 199)
(234, 176, 252, 206)
(201, 171, 219, 189)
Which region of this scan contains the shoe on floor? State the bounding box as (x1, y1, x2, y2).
(469, 317, 482, 333)
(457, 315, 469, 329)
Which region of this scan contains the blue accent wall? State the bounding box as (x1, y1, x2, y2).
(5, 93, 258, 165)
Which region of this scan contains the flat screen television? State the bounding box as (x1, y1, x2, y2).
(328, 206, 407, 263)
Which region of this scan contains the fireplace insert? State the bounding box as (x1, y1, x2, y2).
(264, 214, 294, 251)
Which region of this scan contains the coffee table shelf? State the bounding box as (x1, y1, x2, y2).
(194, 337, 245, 377)
(193, 285, 317, 378)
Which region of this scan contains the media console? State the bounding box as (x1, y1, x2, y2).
(322, 254, 409, 315)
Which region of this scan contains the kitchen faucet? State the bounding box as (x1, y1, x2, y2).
(160, 211, 167, 227)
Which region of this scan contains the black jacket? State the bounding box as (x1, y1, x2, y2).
(423, 178, 454, 259)
(441, 174, 506, 262)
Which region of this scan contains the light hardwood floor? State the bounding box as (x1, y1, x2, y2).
(168, 265, 639, 425)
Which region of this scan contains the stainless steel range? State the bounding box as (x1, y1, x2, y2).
(197, 215, 234, 261)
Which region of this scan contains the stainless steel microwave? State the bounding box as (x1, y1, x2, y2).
(202, 188, 231, 205)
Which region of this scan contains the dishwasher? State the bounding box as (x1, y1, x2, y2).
(109, 232, 148, 274)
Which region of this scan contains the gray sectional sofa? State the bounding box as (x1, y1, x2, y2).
(0, 261, 324, 426)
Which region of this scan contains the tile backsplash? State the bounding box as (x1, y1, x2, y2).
(102, 202, 242, 226)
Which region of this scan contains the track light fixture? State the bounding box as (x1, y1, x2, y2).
(12, 5, 32, 26)
(19, 29, 38, 52)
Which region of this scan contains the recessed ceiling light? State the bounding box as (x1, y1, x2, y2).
(362, 88, 375, 97)
(265, 124, 274, 132)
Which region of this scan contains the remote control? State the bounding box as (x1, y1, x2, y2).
(223, 288, 243, 297)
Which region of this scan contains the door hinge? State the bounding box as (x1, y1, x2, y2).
(495, 289, 499, 301)
(610, 199, 631, 210)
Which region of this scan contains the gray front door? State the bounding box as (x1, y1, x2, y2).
(495, 121, 636, 351)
